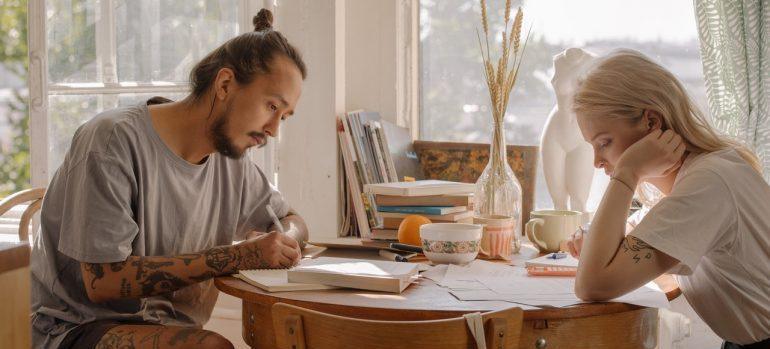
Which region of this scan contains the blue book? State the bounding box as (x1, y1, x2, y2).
(377, 206, 467, 215)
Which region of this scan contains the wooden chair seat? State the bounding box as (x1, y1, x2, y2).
(271, 302, 523, 349)
(0, 188, 46, 241)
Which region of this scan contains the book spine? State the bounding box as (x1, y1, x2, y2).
(338, 117, 371, 238)
(374, 195, 472, 207)
(377, 206, 451, 215)
(376, 124, 399, 182)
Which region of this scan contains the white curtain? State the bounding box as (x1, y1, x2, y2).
(695, 0, 770, 182)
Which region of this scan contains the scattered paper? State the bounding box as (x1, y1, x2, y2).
(428, 260, 670, 309)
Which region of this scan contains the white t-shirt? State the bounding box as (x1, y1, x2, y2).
(629, 149, 770, 345)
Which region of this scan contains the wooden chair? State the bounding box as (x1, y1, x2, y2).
(272, 303, 523, 349)
(412, 140, 538, 233)
(0, 188, 46, 242)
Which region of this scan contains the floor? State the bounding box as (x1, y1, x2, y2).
(204, 292, 250, 349)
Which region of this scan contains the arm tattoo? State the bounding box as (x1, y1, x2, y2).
(236, 243, 270, 270)
(95, 328, 136, 349)
(120, 278, 132, 298)
(139, 327, 164, 349)
(174, 254, 202, 266)
(109, 261, 127, 272)
(131, 259, 174, 280)
(204, 247, 237, 273)
(83, 263, 105, 289)
(139, 271, 187, 296)
(622, 236, 654, 264)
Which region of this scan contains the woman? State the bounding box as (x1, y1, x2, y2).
(567, 49, 770, 348)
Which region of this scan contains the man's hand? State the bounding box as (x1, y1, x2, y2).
(234, 231, 301, 269)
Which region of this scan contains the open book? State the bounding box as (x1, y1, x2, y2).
(286, 257, 420, 293)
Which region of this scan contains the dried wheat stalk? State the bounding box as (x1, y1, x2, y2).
(476, 0, 529, 127)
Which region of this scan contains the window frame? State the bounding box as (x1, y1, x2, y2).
(27, 0, 274, 188)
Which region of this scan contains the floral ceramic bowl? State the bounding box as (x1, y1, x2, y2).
(419, 223, 483, 264)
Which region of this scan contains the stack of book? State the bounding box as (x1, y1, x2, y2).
(364, 180, 476, 241)
(238, 257, 420, 293)
(337, 110, 422, 238)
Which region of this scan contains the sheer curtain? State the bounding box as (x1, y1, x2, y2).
(695, 0, 770, 182)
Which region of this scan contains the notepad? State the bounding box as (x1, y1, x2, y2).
(524, 254, 579, 276)
(286, 257, 420, 293)
(236, 269, 338, 292)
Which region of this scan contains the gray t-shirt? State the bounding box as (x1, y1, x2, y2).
(30, 97, 289, 348)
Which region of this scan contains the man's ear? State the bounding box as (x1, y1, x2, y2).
(642, 110, 665, 132)
(213, 68, 235, 101)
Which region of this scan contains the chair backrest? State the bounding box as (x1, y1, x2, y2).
(412, 140, 538, 232)
(0, 188, 46, 242)
(272, 303, 523, 349)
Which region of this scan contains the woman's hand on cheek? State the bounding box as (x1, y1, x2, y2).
(616, 129, 687, 183)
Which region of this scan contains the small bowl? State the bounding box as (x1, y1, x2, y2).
(419, 223, 483, 265)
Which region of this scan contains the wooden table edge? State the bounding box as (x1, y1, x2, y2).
(215, 275, 680, 321)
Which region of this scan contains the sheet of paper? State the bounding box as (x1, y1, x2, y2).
(450, 290, 580, 308)
(420, 264, 448, 283)
(434, 260, 670, 309)
(451, 281, 669, 309)
(476, 268, 577, 295)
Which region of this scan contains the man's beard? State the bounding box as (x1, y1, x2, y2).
(209, 103, 267, 159)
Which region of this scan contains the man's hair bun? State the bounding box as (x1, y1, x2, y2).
(253, 8, 273, 32)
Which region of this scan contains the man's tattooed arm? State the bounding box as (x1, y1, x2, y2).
(80, 241, 269, 303)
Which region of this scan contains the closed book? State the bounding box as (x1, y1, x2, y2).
(364, 180, 475, 197)
(286, 257, 419, 293)
(236, 269, 337, 292)
(377, 210, 473, 222)
(377, 206, 467, 215)
(371, 229, 398, 241)
(382, 216, 473, 229)
(374, 194, 472, 207)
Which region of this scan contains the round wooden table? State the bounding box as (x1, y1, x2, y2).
(215, 245, 680, 349)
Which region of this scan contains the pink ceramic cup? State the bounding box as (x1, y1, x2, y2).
(473, 215, 515, 260)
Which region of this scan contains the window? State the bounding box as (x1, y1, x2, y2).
(0, 0, 30, 196)
(29, 0, 265, 185)
(419, 0, 705, 210)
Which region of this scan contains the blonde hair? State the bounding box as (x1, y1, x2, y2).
(572, 49, 761, 205)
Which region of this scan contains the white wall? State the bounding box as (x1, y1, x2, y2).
(345, 0, 398, 124)
(275, 0, 411, 238)
(275, 0, 345, 239)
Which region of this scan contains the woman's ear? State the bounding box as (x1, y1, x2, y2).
(642, 110, 665, 132)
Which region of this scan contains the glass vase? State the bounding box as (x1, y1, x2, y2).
(474, 119, 523, 254)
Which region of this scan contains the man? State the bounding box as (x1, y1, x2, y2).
(30, 9, 306, 349)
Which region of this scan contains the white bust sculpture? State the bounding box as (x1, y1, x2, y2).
(540, 48, 597, 213)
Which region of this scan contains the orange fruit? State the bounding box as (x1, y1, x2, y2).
(397, 215, 432, 246)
